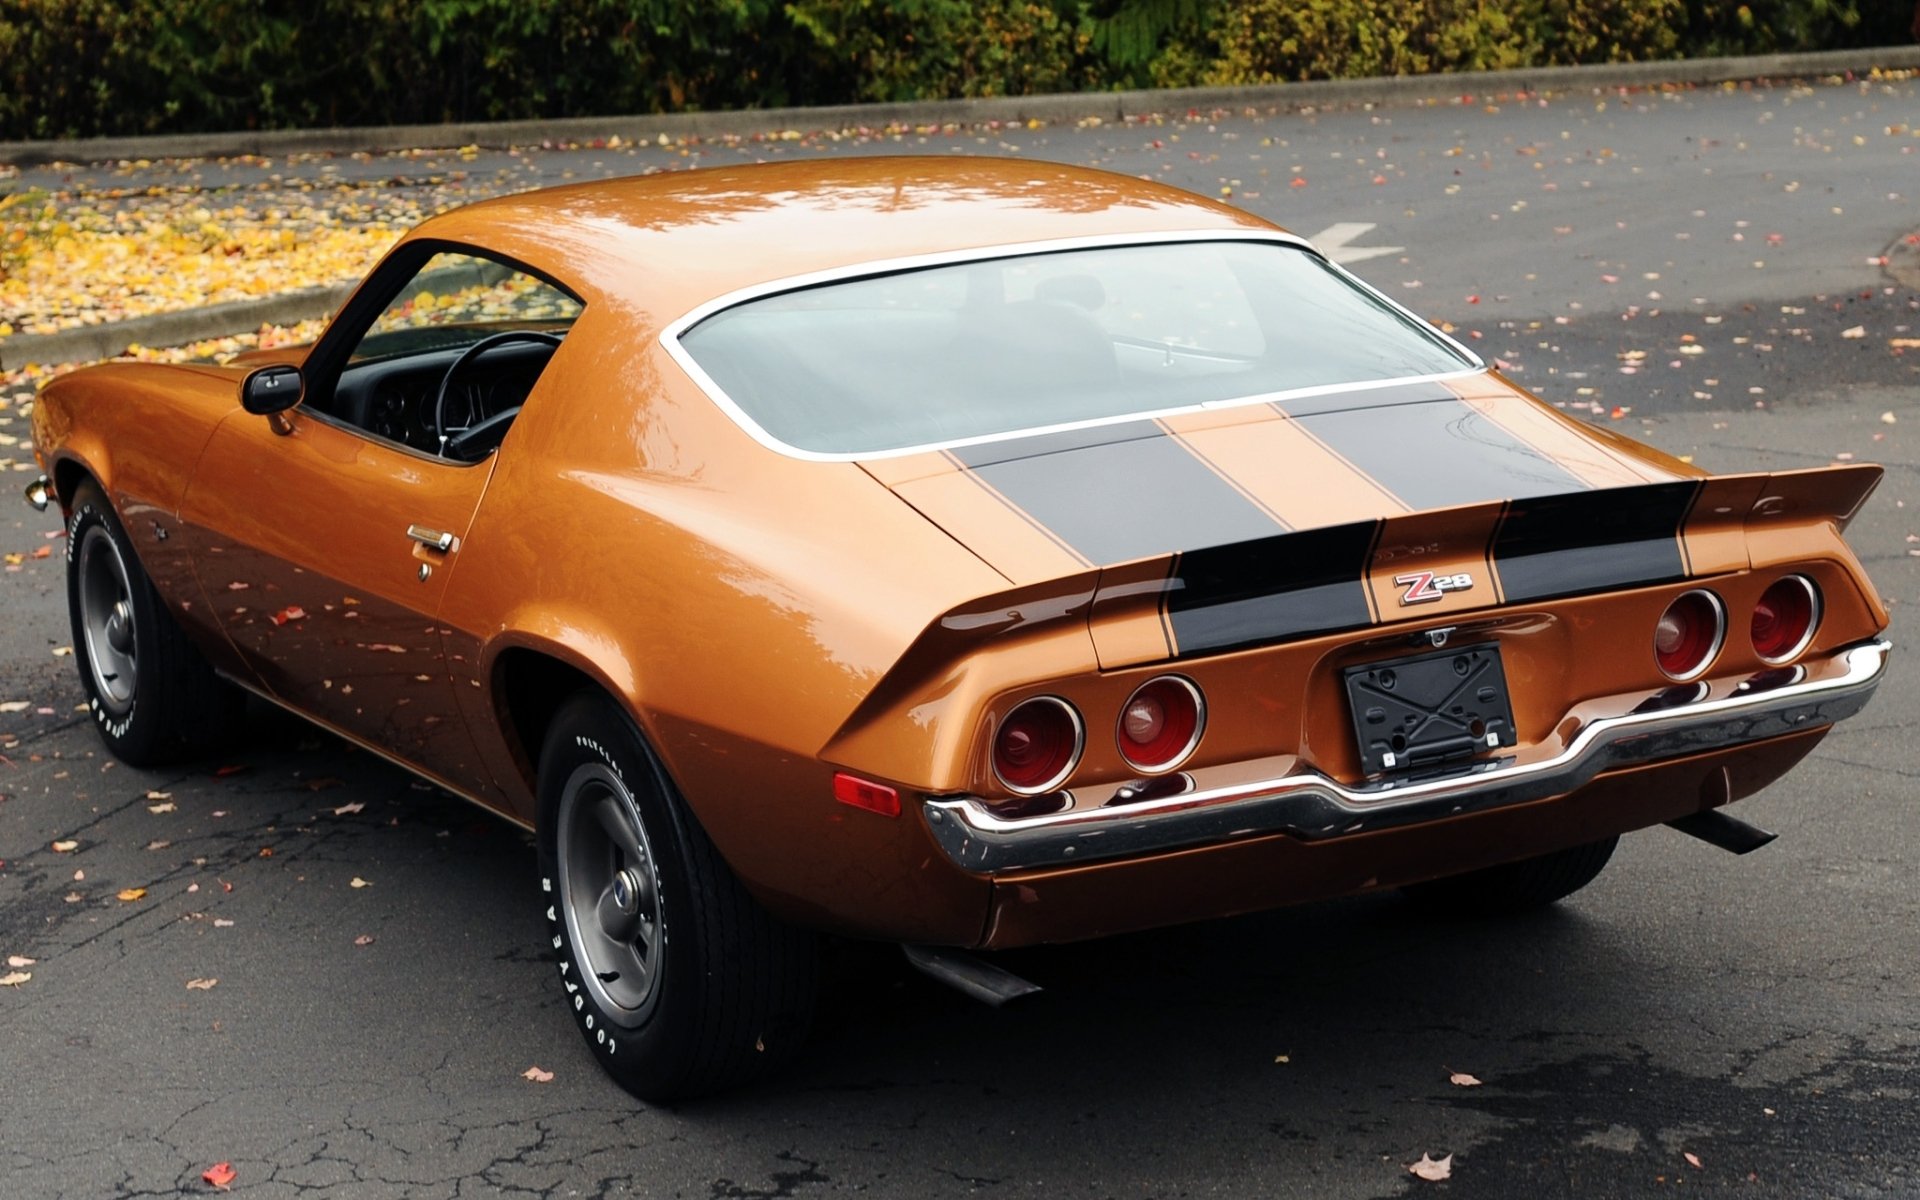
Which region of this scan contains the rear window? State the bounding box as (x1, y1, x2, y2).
(675, 240, 1473, 457)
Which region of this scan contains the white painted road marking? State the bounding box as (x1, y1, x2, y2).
(1309, 222, 1404, 265)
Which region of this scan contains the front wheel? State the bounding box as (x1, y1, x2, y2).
(65, 480, 242, 765)
(1401, 836, 1618, 916)
(535, 692, 817, 1101)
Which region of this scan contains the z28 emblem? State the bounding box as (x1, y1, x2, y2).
(1395, 570, 1475, 605)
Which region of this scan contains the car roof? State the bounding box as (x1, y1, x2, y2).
(405, 156, 1286, 324)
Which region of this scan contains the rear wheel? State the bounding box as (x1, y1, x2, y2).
(1402, 836, 1618, 916)
(65, 481, 243, 765)
(536, 692, 817, 1101)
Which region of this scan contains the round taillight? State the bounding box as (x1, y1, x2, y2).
(1751, 575, 1819, 664)
(1654, 590, 1725, 680)
(991, 697, 1083, 795)
(1116, 676, 1205, 773)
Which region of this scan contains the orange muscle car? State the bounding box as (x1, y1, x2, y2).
(26, 159, 1890, 1100)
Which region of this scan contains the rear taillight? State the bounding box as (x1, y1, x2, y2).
(1654, 590, 1725, 680)
(992, 697, 1083, 795)
(1751, 575, 1819, 663)
(1117, 676, 1205, 773)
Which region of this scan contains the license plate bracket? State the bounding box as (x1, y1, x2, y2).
(1344, 643, 1516, 776)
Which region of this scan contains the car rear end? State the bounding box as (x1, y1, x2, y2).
(666, 228, 1891, 949)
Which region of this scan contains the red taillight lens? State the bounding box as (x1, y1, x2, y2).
(1654, 590, 1725, 679)
(992, 697, 1083, 795)
(1751, 575, 1819, 663)
(1117, 676, 1204, 773)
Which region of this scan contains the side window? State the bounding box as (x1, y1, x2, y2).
(354, 252, 582, 363)
(329, 250, 582, 461)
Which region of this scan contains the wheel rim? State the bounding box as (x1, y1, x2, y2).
(76, 525, 137, 715)
(556, 762, 664, 1027)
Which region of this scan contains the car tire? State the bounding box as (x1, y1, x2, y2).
(65, 480, 244, 766)
(1402, 836, 1618, 916)
(535, 691, 818, 1102)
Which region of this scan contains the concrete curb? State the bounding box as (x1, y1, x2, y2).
(2, 285, 353, 372)
(4, 46, 1919, 371)
(4, 46, 1918, 168)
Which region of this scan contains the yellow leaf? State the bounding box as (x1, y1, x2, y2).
(117, 887, 147, 902)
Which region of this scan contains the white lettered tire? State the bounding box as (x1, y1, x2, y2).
(65, 480, 243, 765)
(535, 691, 817, 1101)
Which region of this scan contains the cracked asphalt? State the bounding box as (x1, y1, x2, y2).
(3, 74, 1918, 1198)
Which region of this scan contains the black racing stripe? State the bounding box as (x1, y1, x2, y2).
(1270, 378, 1459, 418)
(955, 426, 1286, 567)
(949, 419, 1167, 467)
(1292, 399, 1589, 511)
(1494, 481, 1700, 603)
(1165, 521, 1378, 658)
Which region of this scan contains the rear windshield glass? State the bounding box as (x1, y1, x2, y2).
(676, 240, 1474, 456)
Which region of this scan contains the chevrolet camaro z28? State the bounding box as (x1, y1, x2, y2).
(25, 159, 1890, 1099)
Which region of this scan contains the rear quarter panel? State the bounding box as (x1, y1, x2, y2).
(440, 320, 1015, 943)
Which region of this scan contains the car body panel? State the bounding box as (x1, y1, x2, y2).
(29, 157, 1891, 950)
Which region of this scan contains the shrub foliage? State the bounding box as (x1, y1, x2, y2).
(0, 0, 1906, 139)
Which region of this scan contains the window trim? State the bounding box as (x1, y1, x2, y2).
(659, 229, 1485, 464)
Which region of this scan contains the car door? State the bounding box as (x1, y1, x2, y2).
(178, 245, 582, 801)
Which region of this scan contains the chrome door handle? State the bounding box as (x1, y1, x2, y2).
(406, 524, 456, 553)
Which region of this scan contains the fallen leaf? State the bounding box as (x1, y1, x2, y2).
(145, 840, 170, 851)
(1450, 1072, 1484, 1087)
(329, 800, 364, 815)
(1409, 1153, 1453, 1182)
(149, 801, 176, 814)
(213, 918, 235, 928)
(353, 934, 375, 946)
(0, 971, 29, 987)
(213, 765, 248, 778)
(523, 1065, 555, 1083)
(5, 955, 34, 967)
(146, 790, 172, 801)
(186, 977, 218, 990)
(202, 1162, 237, 1188)
(1840, 325, 1866, 339)
(350, 877, 371, 888)
(117, 887, 147, 902)
(269, 605, 307, 626)
(1685, 1151, 1703, 1169)
(51, 839, 78, 852)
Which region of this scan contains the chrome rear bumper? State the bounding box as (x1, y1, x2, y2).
(924, 639, 1890, 874)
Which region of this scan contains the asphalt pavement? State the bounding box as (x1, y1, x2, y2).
(2, 73, 1918, 1199)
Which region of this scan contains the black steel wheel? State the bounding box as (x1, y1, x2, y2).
(64, 480, 243, 764)
(1402, 836, 1619, 916)
(535, 692, 817, 1101)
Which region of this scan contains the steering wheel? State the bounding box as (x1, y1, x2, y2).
(430, 330, 564, 453)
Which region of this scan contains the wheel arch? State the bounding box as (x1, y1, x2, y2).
(484, 631, 651, 816)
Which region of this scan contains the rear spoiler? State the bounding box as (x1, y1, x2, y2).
(1087, 463, 1883, 668)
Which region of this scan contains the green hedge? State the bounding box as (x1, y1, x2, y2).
(0, 0, 1908, 140)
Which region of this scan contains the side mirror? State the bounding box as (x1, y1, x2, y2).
(241, 365, 304, 416)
